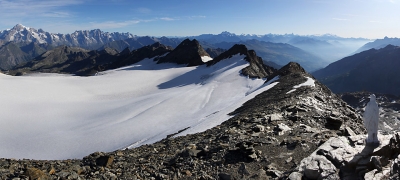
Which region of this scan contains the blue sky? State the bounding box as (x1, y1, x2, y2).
(0, 0, 399, 38)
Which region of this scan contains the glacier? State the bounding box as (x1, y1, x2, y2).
(0, 54, 278, 160)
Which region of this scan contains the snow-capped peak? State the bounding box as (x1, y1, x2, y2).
(0, 24, 135, 49)
(13, 24, 28, 30)
(220, 31, 236, 36)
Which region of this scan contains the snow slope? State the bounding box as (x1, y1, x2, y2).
(0, 55, 278, 160)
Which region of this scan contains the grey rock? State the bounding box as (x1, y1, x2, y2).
(218, 173, 232, 180)
(265, 113, 283, 122)
(345, 127, 357, 136)
(274, 123, 291, 135)
(300, 155, 337, 180)
(252, 125, 265, 132)
(288, 172, 302, 180)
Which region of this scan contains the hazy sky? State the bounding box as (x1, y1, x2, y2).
(0, 0, 399, 38)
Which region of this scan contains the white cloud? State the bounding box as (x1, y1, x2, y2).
(0, 0, 83, 17)
(160, 17, 176, 21)
(42, 11, 72, 18)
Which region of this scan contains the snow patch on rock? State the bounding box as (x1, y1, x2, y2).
(286, 76, 315, 94)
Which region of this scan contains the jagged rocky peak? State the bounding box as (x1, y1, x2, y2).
(30, 46, 90, 64)
(127, 42, 173, 58)
(156, 39, 210, 66)
(114, 42, 173, 68)
(53, 45, 89, 54)
(268, 62, 307, 80)
(207, 44, 276, 78)
(99, 47, 119, 55)
(208, 44, 248, 63)
(146, 42, 172, 51)
(119, 47, 131, 55)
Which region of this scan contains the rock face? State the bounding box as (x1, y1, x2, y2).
(157, 39, 210, 66)
(0, 42, 32, 70)
(8, 45, 92, 75)
(313, 45, 400, 96)
(208, 44, 276, 78)
(0, 61, 365, 179)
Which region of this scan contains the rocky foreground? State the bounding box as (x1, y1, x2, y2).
(2, 62, 398, 180)
(291, 133, 400, 179)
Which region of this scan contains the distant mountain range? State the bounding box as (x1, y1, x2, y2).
(202, 39, 327, 72)
(0, 24, 373, 71)
(0, 24, 134, 49)
(9, 39, 275, 78)
(189, 31, 371, 63)
(313, 45, 400, 96)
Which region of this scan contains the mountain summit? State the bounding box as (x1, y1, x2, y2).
(208, 44, 276, 78)
(157, 39, 211, 66)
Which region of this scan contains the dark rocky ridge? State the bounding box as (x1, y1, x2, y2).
(106, 42, 173, 70)
(157, 39, 210, 66)
(0, 61, 366, 179)
(207, 44, 276, 78)
(8, 43, 173, 76)
(8, 45, 93, 75)
(355, 36, 400, 53)
(313, 45, 400, 96)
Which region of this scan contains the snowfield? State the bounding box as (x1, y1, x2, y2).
(0, 55, 279, 160)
